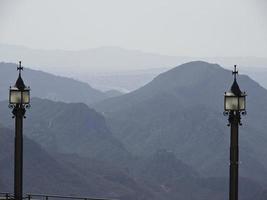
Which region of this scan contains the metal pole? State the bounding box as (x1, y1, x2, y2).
(229, 111, 239, 200)
(13, 106, 25, 200)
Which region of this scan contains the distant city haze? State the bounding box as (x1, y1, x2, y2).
(0, 0, 266, 58)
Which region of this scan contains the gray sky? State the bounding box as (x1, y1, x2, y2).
(0, 0, 267, 57)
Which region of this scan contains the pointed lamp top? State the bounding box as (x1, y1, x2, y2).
(230, 65, 242, 96)
(14, 61, 26, 90)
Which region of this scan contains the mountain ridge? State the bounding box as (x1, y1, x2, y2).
(0, 98, 131, 165)
(0, 62, 108, 105)
(93, 61, 267, 185)
(1, 61, 267, 198)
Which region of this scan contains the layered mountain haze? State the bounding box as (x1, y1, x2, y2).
(0, 124, 105, 195)
(131, 150, 264, 200)
(0, 126, 84, 195)
(1, 60, 267, 199)
(0, 124, 160, 199)
(1, 44, 267, 92)
(1, 100, 254, 200)
(0, 121, 263, 200)
(131, 149, 199, 185)
(2, 0, 267, 198)
(94, 61, 267, 184)
(0, 44, 186, 73)
(0, 62, 108, 105)
(0, 98, 131, 164)
(104, 89, 124, 98)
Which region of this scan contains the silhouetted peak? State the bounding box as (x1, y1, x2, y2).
(144, 61, 228, 93)
(160, 61, 224, 78)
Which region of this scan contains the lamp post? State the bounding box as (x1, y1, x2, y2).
(224, 65, 246, 200)
(9, 61, 30, 200)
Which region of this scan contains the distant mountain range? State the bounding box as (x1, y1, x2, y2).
(0, 122, 263, 199)
(0, 124, 160, 199)
(0, 98, 130, 165)
(0, 62, 111, 104)
(104, 89, 125, 98)
(1, 43, 267, 92)
(1, 61, 267, 199)
(0, 44, 186, 74)
(94, 61, 267, 186)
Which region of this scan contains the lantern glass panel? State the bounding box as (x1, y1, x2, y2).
(10, 89, 22, 104)
(22, 90, 30, 104)
(9, 88, 30, 105)
(225, 95, 239, 111)
(238, 96, 246, 110)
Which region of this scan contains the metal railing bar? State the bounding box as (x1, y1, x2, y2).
(1, 192, 118, 200)
(26, 193, 117, 200)
(0, 193, 13, 200)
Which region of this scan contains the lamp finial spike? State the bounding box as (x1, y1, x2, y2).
(232, 65, 238, 80)
(17, 61, 23, 75)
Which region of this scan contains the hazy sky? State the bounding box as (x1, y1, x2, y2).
(0, 0, 266, 57)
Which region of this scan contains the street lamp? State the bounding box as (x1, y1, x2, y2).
(9, 61, 30, 200)
(224, 65, 246, 200)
